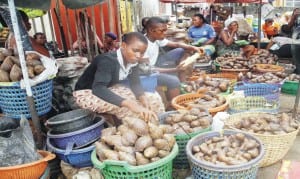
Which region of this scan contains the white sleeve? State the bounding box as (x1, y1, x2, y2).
(157, 39, 169, 47)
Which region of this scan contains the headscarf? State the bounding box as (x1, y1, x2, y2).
(224, 17, 238, 28)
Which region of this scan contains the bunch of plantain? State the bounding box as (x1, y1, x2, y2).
(163, 108, 212, 135)
(186, 92, 227, 109)
(95, 117, 176, 166)
(182, 75, 230, 94)
(237, 72, 286, 84)
(230, 113, 299, 135)
(192, 133, 261, 166)
(0, 52, 45, 82)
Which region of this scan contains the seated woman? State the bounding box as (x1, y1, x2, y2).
(99, 32, 119, 53)
(216, 17, 255, 58)
(262, 18, 280, 39)
(73, 32, 163, 122)
(187, 13, 216, 55)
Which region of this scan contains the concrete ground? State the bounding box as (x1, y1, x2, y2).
(257, 94, 300, 179)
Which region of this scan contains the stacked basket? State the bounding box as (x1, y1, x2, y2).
(46, 109, 105, 168)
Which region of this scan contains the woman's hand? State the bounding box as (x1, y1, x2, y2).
(122, 99, 158, 122)
(139, 95, 151, 110)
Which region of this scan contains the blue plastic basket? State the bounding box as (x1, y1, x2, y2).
(47, 137, 95, 168)
(47, 116, 105, 149)
(234, 82, 280, 102)
(120, 72, 158, 92)
(0, 80, 53, 119)
(186, 130, 264, 179)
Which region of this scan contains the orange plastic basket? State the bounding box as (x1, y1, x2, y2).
(171, 93, 228, 116)
(254, 64, 284, 73)
(0, 150, 56, 179)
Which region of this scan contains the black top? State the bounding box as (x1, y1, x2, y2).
(75, 52, 144, 106)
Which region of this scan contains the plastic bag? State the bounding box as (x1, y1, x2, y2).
(20, 51, 58, 89)
(0, 116, 41, 167)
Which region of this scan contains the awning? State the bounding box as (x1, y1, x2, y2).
(0, 0, 105, 10)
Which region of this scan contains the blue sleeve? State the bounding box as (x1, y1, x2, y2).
(187, 27, 193, 39)
(208, 25, 216, 39)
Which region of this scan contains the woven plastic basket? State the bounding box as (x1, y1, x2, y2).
(159, 111, 211, 169)
(234, 82, 280, 102)
(228, 96, 280, 114)
(224, 112, 299, 167)
(0, 150, 55, 179)
(281, 80, 298, 95)
(0, 80, 53, 119)
(186, 130, 264, 179)
(171, 93, 228, 116)
(91, 143, 178, 179)
(254, 64, 284, 73)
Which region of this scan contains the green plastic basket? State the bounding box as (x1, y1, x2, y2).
(91, 144, 178, 179)
(159, 111, 211, 169)
(228, 96, 279, 114)
(281, 80, 298, 95)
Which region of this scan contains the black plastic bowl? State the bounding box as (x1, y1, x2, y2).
(46, 109, 94, 134)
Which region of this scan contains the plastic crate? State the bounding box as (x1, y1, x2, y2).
(91, 144, 178, 179)
(234, 82, 280, 102)
(120, 72, 158, 92)
(228, 96, 280, 114)
(0, 80, 53, 119)
(159, 111, 211, 169)
(281, 80, 298, 95)
(186, 130, 264, 179)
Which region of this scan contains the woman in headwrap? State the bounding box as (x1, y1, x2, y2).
(216, 17, 255, 57)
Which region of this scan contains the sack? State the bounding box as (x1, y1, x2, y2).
(0, 116, 41, 167)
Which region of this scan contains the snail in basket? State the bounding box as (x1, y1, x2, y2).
(192, 133, 261, 166)
(186, 92, 226, 109)
(237, 72, 286, 84)
(286, 73, 300, 82)
(163, 108, 212, 135)
(182, 75, 230, 94)
(95, 117, 176, 166)
(230, 113, 299, 135)
(0, 52, 45, 82)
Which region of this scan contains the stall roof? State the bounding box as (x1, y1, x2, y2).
(0, 0, 105, 10)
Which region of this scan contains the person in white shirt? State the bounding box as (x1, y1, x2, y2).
(143, 16, 202, 105)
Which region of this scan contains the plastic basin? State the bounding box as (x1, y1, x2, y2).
(46, 109, 94, 134)
(47, 116, 105, 149)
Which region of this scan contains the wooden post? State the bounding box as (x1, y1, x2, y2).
(65, 7, 74, 56)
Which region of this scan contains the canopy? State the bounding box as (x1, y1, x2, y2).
(0, 0, 105, 10)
